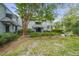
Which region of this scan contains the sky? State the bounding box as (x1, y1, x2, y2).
(4, 3, 67, 15)
(4, 3, 73, 22)
(4, 3, 18, 16)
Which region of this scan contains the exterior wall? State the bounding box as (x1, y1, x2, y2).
(28, 20, 52, 32)
(0, 22, 16, 34)
(42, 21, 52, 31)
(0, 22, 5, 34)
(6, 5, 22, 32)
(0, 4, 22, 34)
(17, 17, 22, 29)
(28, 21, 36, 31)
(0, 4, 20, 34)
(0, 4, 6, 20)
(12, 15, 22, 31)
(0, 4, 6, 34)
(9, 25, 15, 32)
(12, 15, 17, 22)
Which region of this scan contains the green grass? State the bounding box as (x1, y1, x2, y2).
(0, 36, 79, 56)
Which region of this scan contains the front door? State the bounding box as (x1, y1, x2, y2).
(15, 26, 17, 32)
(5, 25, 9, 32)
(36, 27, 41, 32)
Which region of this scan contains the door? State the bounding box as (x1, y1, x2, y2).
(5, 25, 9, 32)
(15, 26, 17, 32)
(36, 27, 41, 32)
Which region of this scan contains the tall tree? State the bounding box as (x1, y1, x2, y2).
(16, 3, 41, 35)
(16, 3, 56, 35)
(63, 5, 79, 35)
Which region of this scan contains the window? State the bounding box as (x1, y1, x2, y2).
(36, 22, 41, 24)
(47, 25, 50, 29)
(6, 13, 12, 19)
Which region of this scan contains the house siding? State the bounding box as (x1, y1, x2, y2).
(28, 21, 35, 30)
(0, 4, 6, 20)
(9, 25, 14, 32)
(42, 21, 52, 31)
(0, 22, 5, 34)
(0, 4, 6, 34)
(0, 4, 22, 34)
(28, 20, 52, 32)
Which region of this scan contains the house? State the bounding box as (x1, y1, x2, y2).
(0, 4, 22, 34)
(28, 20, 53, 32)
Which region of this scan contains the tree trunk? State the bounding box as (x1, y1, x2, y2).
(22, 15, 29, 35)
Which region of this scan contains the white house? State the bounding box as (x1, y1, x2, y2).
(28, 20, 53, 32)
(0, 4, 22, 34)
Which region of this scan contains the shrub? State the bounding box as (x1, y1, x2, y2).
(29, 31, 62, 37)
(28, 28, 63, 37)
(29, 32, 41, 37)
(52, 29, 63, 33)
(27, 29, 34, 33)
(0, 34, 2, 38)
(17, 29, 23, 35)
(0, 33, 20, 45)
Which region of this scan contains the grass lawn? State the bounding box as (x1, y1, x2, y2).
(0, 36, 79, 56)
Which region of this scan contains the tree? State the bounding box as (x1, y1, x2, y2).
(63, 5, 79, 35)
(16, 3, 56, 35)
(16, 3, 42, 35)
(72, 21, 79, 35)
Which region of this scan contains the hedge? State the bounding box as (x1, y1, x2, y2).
(29, 31, 62, 37)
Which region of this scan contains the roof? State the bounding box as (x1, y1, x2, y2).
(0, 17, 12, 22)
(0, 17, 20, 26)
